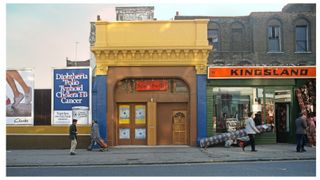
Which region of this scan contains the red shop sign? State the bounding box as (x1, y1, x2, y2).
(208, 66, 316, 79)
(135, 80, 168, 91)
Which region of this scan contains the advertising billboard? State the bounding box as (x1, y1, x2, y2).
(52, 68, 91, 125)
(6, 69, 34, 125)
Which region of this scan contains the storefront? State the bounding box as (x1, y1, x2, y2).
(206, 66, 316, 144)
(91, 19, 211, 146)
(108, 67, 196, 146)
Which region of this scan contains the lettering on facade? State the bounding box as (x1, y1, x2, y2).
(135, 80, 168, 91)
(208, 66, 316, 79)
(230, 69, 309, 76)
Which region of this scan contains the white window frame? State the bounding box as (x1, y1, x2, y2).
(295, 25, 310, 53)
(267, 26, 282, 53)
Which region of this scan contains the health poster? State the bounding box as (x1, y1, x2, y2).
(135, 105, 146, 124)
(119, 105, 130, 124)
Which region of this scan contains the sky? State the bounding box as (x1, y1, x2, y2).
(3, 0, 312, 89)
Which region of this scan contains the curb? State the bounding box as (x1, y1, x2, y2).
(7, 157, 316, 167)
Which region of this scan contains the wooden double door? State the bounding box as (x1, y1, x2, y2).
(117, 103, 147, 145)
(117, 102, 188, 145)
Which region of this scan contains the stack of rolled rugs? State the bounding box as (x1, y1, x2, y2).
(200, 124, 272, 149)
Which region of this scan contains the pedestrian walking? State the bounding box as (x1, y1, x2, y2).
(69, 119, 78, 155)
(87, 120, 107, 152)
(296, 112, 307, 152)
(306, 112, 316, 147)
(240, 112, 260, 152)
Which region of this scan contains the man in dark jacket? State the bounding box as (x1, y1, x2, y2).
(69, 119, 78, 155)
(295, 112, 307, 152)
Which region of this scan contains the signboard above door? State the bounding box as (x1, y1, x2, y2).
(135, 80, 168, 91)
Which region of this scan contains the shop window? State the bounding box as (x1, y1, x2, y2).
(212, 87, 264, 134)
(253, 88, 264, 126)
(265, 96, 275, 125)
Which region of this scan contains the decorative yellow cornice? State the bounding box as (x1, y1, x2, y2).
(195, 64, 207, 74)
(91, 20, 211, 75)
(93, 48, 210, 75)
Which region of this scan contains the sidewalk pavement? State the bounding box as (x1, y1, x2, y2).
(6, 143, 316, 167)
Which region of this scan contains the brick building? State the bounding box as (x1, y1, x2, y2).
(175, 3, 316, 66)
(175, 4, 316, 144)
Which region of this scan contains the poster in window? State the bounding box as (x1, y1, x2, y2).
(135, 128, 146, 139)
(6, 69, 34, 125)
(119, 105, 130, 124)
(135, 105, 146, 124)
(119, 128, 130, 139)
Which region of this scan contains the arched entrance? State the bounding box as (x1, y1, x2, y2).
(114, 77, 190, 145)
(108, 66, 195, 146)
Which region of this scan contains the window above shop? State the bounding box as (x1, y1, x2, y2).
(208, 29, 219, 51)
(267, 26, 281, 52)
(266, 18, 282, 53)
(294, 18, 311, 53)
(295, 25, 309, 52)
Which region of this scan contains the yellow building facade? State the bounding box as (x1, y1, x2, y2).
(91, 19, 211, 146)
(92, 20, 210, 75)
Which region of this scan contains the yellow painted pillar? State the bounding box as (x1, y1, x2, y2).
(147, 101, 157, 145)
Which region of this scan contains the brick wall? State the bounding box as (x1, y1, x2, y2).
(175, 4, 316, 66)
